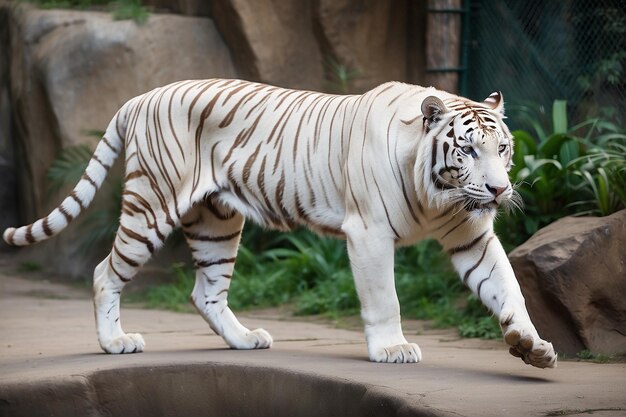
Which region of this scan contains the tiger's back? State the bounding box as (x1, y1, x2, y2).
(127, 78, 441, 240)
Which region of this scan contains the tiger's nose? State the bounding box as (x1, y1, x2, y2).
(486, 184, 507, 198)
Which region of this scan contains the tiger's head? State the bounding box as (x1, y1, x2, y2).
(416, 91, 519, 217)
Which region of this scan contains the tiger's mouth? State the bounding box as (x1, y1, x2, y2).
(465, 199, 499, 213)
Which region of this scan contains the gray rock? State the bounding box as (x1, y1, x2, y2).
(2, 4, 236, 276)
(6, 4, 236, 221)
(509, 209, 626, 356)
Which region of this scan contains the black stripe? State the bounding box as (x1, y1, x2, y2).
(120, 225, 154, 254)
(92, 155, 111, 170)
(477, 262, 498, 300)
(6, 228, 16, 245)
(102, 136, 118, 153)
(448, 231, 488, 255)
(440, 216, 469, 240)
(114, 244, 140, 267)
(58, 206, 74, 223)
(81, 173, 98, 188)
(70, 191, 86, 210)
(196, 257, 237, 268)
(109, 257, 132, 282)
(42, 217, 53, 236)
(25, 224, 35, 244)
(372, 170, 400, 239)
(463, 236, 495, 284)
(184, 231, 241, 242)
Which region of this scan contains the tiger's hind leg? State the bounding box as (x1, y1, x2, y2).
(93, 193, 176, 354)
(182, 200, 273, 349)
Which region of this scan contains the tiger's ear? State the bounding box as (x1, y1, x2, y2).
(421, 96, 448, 128)
(483, 91, 504, 114)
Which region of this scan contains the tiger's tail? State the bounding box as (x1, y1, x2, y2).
(3, 103, 130, 247)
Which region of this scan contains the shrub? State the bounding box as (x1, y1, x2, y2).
(25, 0, 149, 24)
(496, 101, 626, 249)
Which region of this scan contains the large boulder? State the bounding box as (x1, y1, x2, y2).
(2, 4, 236, 276)
(6, 4, 236, 221)
(509, 210, 626, 356)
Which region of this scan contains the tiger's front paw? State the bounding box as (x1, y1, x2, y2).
(227, 328, 273, 350)
(500, 313, 556, 368)
(369, 343, 422, 363)
(101, 333, 145, 354)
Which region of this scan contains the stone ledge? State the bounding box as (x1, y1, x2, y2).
(1, 272, 625, 417)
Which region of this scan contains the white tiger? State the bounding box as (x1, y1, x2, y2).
(3, 79, 557, 368)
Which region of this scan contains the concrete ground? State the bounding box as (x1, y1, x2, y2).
(1, 270, 625, 416)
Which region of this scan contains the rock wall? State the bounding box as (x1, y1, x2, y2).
(7, 5, 237, 220)
(0, 3, 237, 276)
(0, 6, 18, 237)
(212, 0, 324, 90)
(0, 0, 430, 277)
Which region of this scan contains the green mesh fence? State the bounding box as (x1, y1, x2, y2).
(466, 0, 626, 129)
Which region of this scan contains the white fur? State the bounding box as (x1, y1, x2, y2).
(3, 79, 556, 368)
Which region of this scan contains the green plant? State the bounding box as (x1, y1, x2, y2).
(325, 57, 362, 94)
(25, 0, 149, 23)
(18, 261, 42, 272)
(575, 349, 617, 364)
(111, 0, 148, 24)
(47, 136, 121, 252)
(47, 144, 93, 194)
(136, 262, 195, 312)
(496, 100, 626, 249)
(25, 0, 109, 8)
(458, 316, 500, 340)
(576, 349, 595, 360)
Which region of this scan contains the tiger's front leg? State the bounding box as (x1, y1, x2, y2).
(447, 229, 557, 368)
(343, 218, 422, 363)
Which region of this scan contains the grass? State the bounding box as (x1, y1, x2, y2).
(24, 0, 149, 23)
(575, 350, 623, 364)
(135, 227, 502, 339)
(111, 0, 148, 23)
(18, 261, 42, 272)
(545, 408, 623, 416)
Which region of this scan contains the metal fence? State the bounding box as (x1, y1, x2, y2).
(466, 0, 626, 129)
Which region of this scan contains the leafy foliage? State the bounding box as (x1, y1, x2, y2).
(135, 263, 194, 312)
(47, 145, 93, 194)
(497, 101, 626, 249)
(25, 0, 149, 23)
(111, 0, 148, 24)
(324, 57, 362, 94)
(47, 134, 121, 253)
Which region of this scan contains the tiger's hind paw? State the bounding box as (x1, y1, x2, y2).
(101, 333, 145, 354)
(504, 327, 557, 369)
